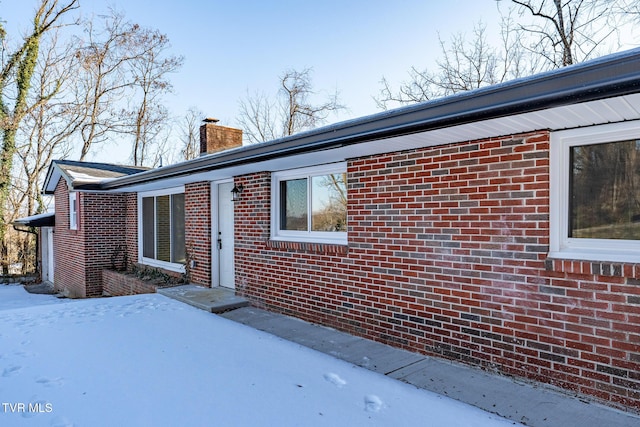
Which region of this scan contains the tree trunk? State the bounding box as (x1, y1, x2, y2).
(1, 236, 8, 275)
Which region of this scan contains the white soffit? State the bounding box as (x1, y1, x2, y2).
(375, 93, 640, 153)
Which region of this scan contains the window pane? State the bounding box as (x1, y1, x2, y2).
(570, 139, 640, 239)
(142, 197, 155, 258)
(171, 193, 186, 264)
(156, 195, 171, 261)
(69, 192, 77, 230)
(311, 174, 347, 231)
(280, 178, 308, 231)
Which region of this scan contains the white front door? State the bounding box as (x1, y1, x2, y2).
(215, 182, 235, 289)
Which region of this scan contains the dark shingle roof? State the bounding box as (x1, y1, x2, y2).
(43, 160, 149, 194)
(54, 160, 148, 180)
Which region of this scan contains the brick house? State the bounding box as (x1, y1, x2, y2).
(43, 49, 640, 412)
(42, 161, 148, 297)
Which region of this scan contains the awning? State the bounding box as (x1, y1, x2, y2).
(13, 212, 55, 228)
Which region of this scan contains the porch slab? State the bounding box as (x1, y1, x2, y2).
(24, 282, 58, 295)
(221, 307, 425, 375)
(389, 357, 625, 427)
(157, 285, 248, 313)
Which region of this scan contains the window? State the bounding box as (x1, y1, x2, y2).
(139, 188, 185, 271)
(550, 121, 640, 262)
(272, 163, 347, 244)
(69, 191, 78, 230)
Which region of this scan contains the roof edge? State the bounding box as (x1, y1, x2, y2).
(93, 47, 640, 190)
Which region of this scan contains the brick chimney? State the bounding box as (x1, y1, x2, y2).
(199, 118, 243, 155)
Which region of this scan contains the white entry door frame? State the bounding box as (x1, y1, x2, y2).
(41, 226, 54, 284)
(211, 180, 236, 289)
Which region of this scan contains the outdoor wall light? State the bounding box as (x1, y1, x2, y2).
(231, 184, 244, 202)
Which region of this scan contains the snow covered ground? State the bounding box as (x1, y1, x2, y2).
(0, 284, 522, 426)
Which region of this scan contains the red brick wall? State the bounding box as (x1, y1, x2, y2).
(185, 182, 211, 285)
(125, 193, 138, 268)
(83, 192, 127, 296)
(53, 178, 129, 297)
(102, 269, 157, 296)
(235, 173, 271, 295)
(53, 179, 87, 297)
(235, 131, 640, 412)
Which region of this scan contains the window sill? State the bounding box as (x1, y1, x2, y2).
(139, 258, 186, 274)
(545, 256, 640, 278)
(266, 239, 349, 255)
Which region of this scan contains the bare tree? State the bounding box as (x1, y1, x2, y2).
(15, 29, 78, 218)
(74, 11, 181, 164)
(73, 11, 136, 160)
(238, 90, 278, 143)
(179, 107, 204, 161)
(0, 3, 183, 274)
(143, 126, 171, 168)
(124, 26, 183, 166)
(8, 31, 78, 276)
(376, 21, 526, 109)
(505, 0, 624, 68)
(314, 173, 347, 232)
(238, 68, 345, 144)
(378, 1, 632, 109)
(0, 0, 79, 273)
(617, 0, 640, 20)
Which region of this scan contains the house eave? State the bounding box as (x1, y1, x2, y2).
(43, 163, 70, 195)
(43, 160, 149, 195)
(70, 48, 640, 191)
(13, 212, 55, 227)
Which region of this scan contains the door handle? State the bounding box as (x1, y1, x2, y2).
(217, 238, 222, 250)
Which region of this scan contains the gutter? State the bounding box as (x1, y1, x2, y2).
(99, 47, 640, 191)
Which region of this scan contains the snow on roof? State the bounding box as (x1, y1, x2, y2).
(66, 169, 111, 183)
(43, 160, 149, 194)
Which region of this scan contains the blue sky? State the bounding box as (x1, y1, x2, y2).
(115, 0, 507, 123)
(2, 0, 508, 123)
(2, 0, 639, 163)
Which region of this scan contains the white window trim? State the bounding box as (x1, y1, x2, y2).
(137, 186, 186, 273)
(69, 191, 78, 230)
(550, 120, 640, 263)
(271, 162, 347, 245)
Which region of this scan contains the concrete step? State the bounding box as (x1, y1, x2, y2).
(157, 285, 248, 313)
